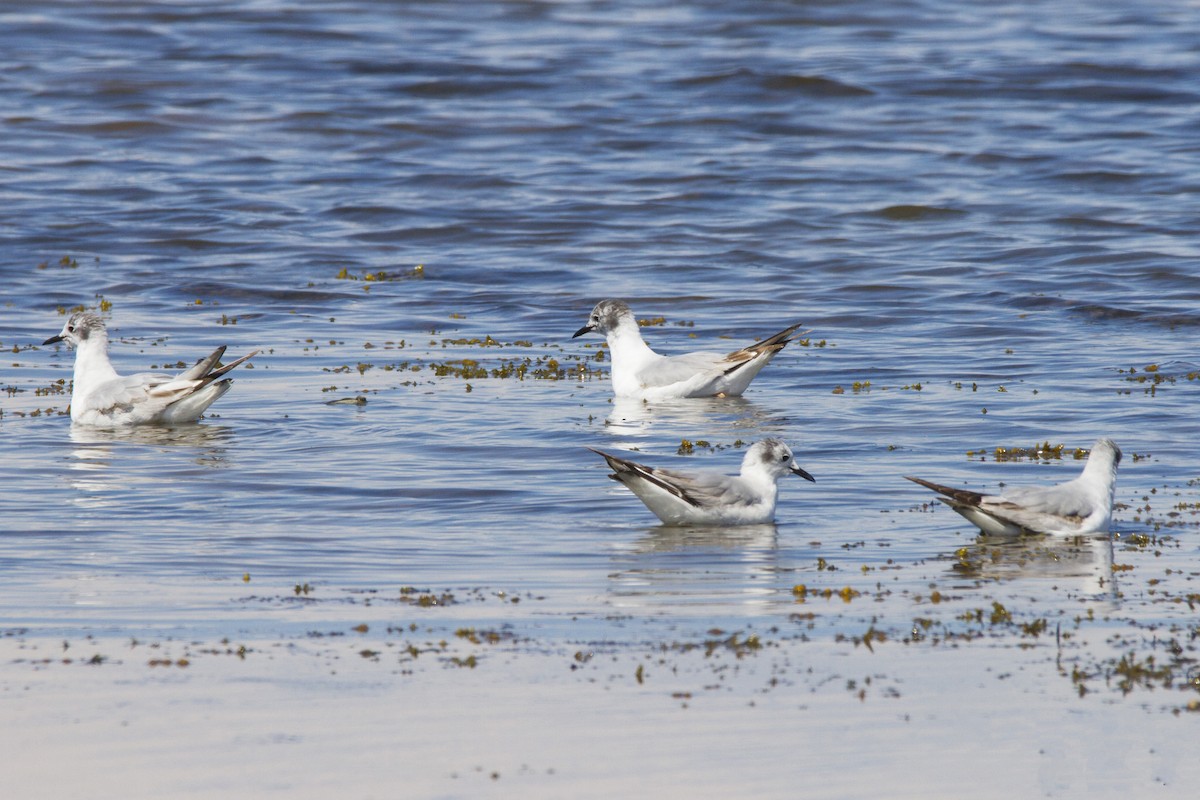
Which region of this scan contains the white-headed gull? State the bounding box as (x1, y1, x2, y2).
(906, 438, 1122, 536)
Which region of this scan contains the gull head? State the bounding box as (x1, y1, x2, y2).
(573, 299, 635, 339)
(1088, 437, 1122, 471)
(43, 312, 107, 349)
(745, 438, 816, 483)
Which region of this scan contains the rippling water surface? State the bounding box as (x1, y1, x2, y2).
(2, 1, 1200, 797)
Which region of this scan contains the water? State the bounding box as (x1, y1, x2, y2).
(3, 1, 1200, 796)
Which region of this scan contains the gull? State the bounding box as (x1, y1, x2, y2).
(906, 438, 1122, 536)
(590, 438, 815, 526)
(43, 312, 259, 427)
(573, 299, 804, 400)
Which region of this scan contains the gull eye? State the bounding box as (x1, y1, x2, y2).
(67, 325, 75, 332)
(781, 454, 790, 462)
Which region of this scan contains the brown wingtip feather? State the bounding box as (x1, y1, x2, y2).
(588, 446, 636, 475)
(180, 346, 228, 381)
(721, 322, 807, 375)
(587, 445, 618, 462)
(905, 476, 985, 507)
(588, 447, 702, 508)
(204, 349, 260, 383)
(730, 322, 807, 356)
(751, 321, 807, 349)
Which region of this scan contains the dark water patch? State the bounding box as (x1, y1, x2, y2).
(1059, 61, 1189, 84)
(960, 151, 1057, 168)
(1140, 313, 1200, 329)
(870, 205, 969, 222)
(401, 77, 548, 99)
(169, 282, 356, 304)
(1049, 216, 1157, 232)
(148, 237, 236, 251)
(93, 78, 191, 98)
(760, 73, 874, 97)
(1048, 82, 1197, 105)
(677, 68, 872, 98)
(1055, 250, 1178, 269)
(328, 204, 416, 222)
(1049, 170, 1152, 185)
(350, 223, 476, 245)
(61, 119, 178, 136)
(1066, 303, 1148, 323)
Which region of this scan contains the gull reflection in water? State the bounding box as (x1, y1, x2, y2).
(947, 531, 1117, 606)
(604, 395, 782, 440)
(608, 523, 781, 612)
(67, 424, 234, 508)
(630, 523, 779, 554)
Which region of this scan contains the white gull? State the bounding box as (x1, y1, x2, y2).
(44, 312, 258, 427)
(573, 299, 803, 400)
(906, 437, 1122, 536)
(590, 438, 815, 526)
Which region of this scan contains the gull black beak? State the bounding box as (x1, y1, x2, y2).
(43, 334, 65, 345)
(791, 464, 816, 483)
(572, 324, 595, 339)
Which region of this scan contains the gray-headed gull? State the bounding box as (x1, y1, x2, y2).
(573, 299, 803, 400)
(43, 312, 258, 427)
(590, 438, 815, 526)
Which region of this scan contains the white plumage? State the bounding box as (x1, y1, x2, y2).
(591, 438, 815, 526)
(906, 438, 1122, 536)
(44, 312, 258, 427)
(573, 299, 803, 400)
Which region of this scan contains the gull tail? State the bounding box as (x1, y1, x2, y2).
(745, 321, 807, 352)
(588, 447, 700, 507)
(178, 347, 259, 386)
(205, 349, 259, 382)
(905, 476, 984, 507)
(721, 322, 807, 376)
(157, 380, 234, 424)
(154, 347, 259, 423)
(178, 346, 227, 381)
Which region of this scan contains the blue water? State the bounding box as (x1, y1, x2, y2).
(2, 1, 1200, 794)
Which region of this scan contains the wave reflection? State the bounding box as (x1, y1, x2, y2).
(67, 423, 235, 508)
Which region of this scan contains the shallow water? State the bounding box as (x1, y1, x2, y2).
(2, 1, 1200, 797)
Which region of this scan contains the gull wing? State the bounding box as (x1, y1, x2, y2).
(652, 467, 758, 508)
(905, 476, 985, 507)
(633, 351, 727, 390)
(200, 349, 259, 382)
(81, 350, 259, 424)
(721, 322, 805, 375)
(86, 371, 177, 413)
(72, 370, 213, 426)
(975, 500, 1087, 534)
(591, 448, 702, 507)
(906, 476, 1087, 535)
(995, 480, 1090, 517)
(905, 476, 1024, 534)
(979, 481, 1091, 533)
(592, 448, 758, 510)
(176, 346, 259, 385)
(627, 322, 803, 398)
(176, 346, 227, 381)
(148, 348, 259, 422)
